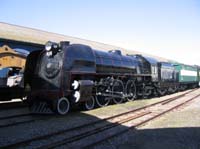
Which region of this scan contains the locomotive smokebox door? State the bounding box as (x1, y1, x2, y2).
(72, 80, 94, 103)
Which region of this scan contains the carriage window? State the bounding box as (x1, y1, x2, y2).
(151, 66, 156, 74)
(154, 66, 157, 74)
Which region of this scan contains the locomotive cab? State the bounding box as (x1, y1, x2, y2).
(132, 55, 159, 82)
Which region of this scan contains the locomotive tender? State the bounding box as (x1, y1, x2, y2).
(24, 41, 199, 115)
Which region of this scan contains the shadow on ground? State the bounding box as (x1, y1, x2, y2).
(116, 127, 200, 149)
(0, 106, 200, 149)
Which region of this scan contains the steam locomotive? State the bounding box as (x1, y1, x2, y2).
(24, 41, 199, 115)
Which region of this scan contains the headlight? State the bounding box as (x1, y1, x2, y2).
(45, 41, 59, 55)
(45, 41, 53, 51)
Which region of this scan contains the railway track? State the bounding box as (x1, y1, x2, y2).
(0, 113, 56, 129)
(0, 101, 54, 128)
(1, 89, 198, 149)
(0, 108, 54, 128)
(86, 91, 200, 149)
(0, 100, 32, 128)
(0, 89, 195, 129)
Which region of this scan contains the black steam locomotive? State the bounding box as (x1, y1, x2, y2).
(24, 41, 179, 115)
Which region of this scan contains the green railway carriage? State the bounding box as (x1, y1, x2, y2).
(198, 66, 200, 87)
(172, 63, 198, 89)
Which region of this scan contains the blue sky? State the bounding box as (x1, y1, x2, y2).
(1, 0, 200, 65)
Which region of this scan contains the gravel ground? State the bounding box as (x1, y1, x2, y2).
(95, 89, 200, 149)
(0, 89, 198, 148)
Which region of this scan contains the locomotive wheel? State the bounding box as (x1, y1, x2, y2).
(53, 97, 70, 115)
(84, 96, 95, 110)
(174, 86, 178, 92)
(125, 80, 136, 101)
(180, 85, 187, 91)
(112, 80, 124, 104)
(157, 88, 167, 96)
(95, 95, 110, 107)
(143, 86, 152, 98)
(168, 87, 176, 93)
